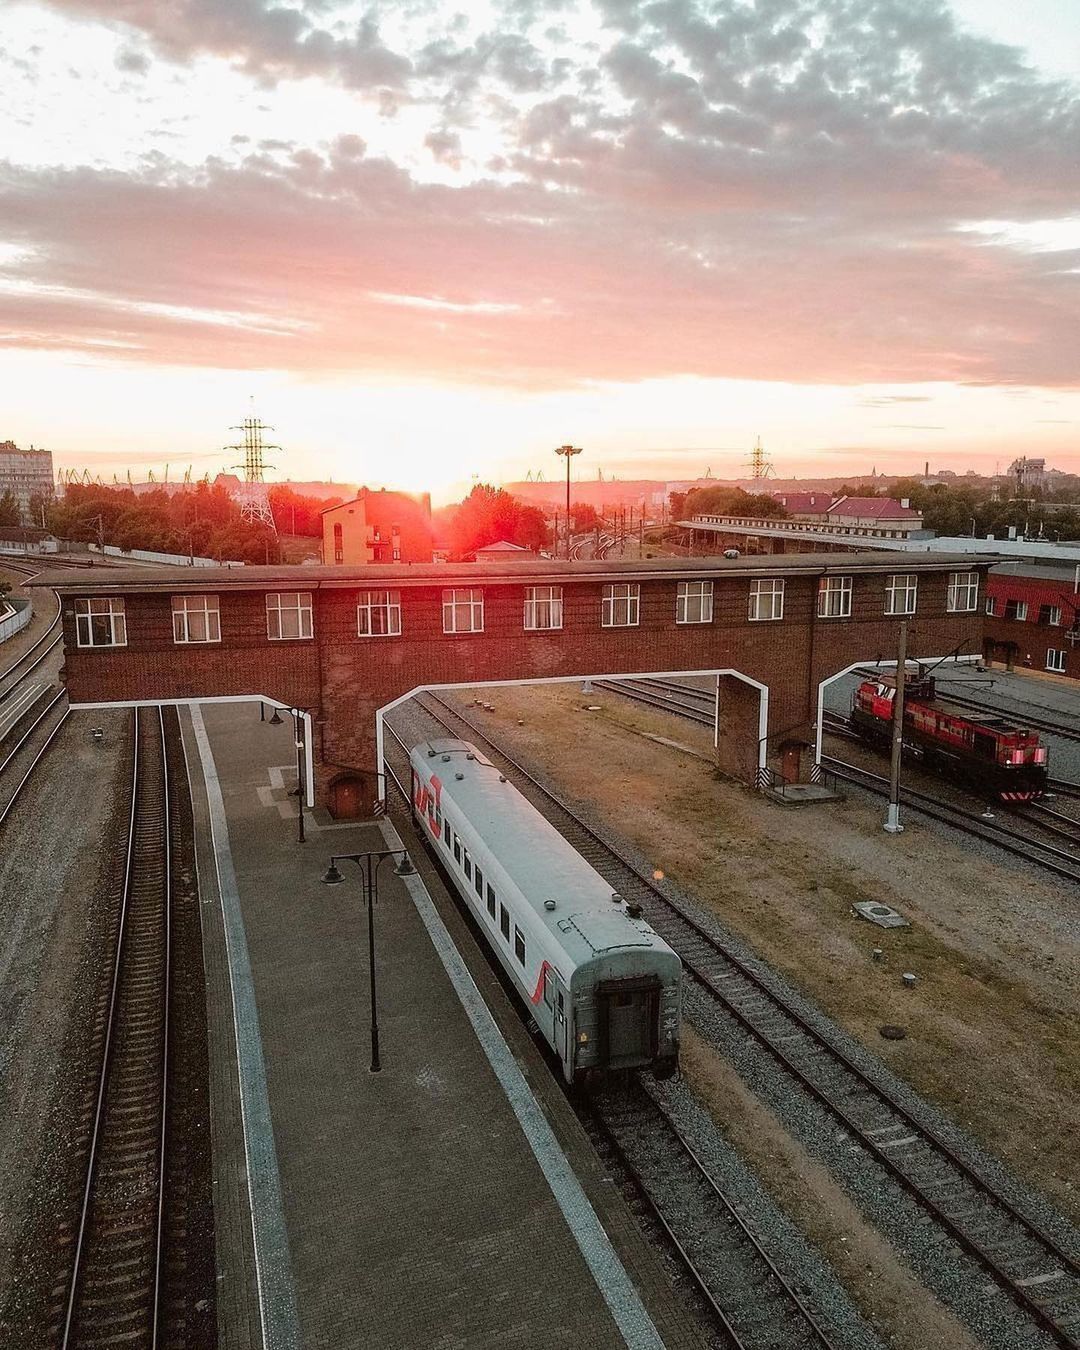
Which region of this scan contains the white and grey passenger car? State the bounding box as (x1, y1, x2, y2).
(410, 738, 682, 1086)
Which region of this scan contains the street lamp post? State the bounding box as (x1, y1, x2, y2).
(322, 850, 416, 1072)
(554, 444, 582, 559)
(289, 708, 308, 844)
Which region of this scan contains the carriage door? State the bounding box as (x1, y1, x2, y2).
(544, 970, 569, 1067)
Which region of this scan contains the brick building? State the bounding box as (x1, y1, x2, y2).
(321, 488, 433, 565)
(39, 553, 989, 817)
(984, 565, 1080, 678)
(0, 441, 53, 523)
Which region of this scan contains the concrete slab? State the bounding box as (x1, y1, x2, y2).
(181, 701, 703, 1350)
(763, 783, 844, 805)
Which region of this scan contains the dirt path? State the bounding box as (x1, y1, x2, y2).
(449, 683, 1079, 1222)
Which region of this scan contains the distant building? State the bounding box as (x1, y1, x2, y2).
(0, 441, 53, 523)
(474, 540, 535, 562)
(984, 563, 1080, 680)
(1009, 457, 1047, 489)
(321, 488, 433, 565)
(770, 491, 832, 518)
(824, 496, 922, 535)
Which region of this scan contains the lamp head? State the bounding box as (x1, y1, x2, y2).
(322, 862, 345, 885)
(393, 853, 415, 877)
(269, 708, 284, 725)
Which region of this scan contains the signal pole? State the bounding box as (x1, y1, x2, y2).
(884, 621, 908, 834)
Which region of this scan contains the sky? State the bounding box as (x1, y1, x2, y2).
(1, 0, 1078, 503)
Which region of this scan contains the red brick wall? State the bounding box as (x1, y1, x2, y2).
(58, 567, 987, 804)
(984, 574, 1080, 678)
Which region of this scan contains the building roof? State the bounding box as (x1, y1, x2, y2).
(826, 496, 921, 520)
(320, 486, 430, 515)
(770, 491, 831, 514)
(475, 540, 531, 553)
(29, 550, 1001, 594)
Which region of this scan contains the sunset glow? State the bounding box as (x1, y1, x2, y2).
(2, 0, 1078, 496)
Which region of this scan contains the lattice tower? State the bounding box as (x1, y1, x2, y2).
(226, 416, 280, 530)
(748, 436, 773, 481)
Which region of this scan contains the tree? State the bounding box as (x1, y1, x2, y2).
(0, 490, 20, 526)
(446, 484, 550, 557)
(571, 502, 600, 532)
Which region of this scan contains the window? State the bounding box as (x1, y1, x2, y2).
(499, 904, 510, 940)
(1038, 604, 1062, 627)
(172, 594, 220, 644)
(602, 583, 639, 627)
(442, 588, 483, 634)
(463, 849, 472, 881)
(748, 578, 784, 622)
(947, 572, 979, 613)
(818, 575, 852, 619)
(333, 521, 343, 564)
(443, 818, 450, 845)
(266, 592, 313, 640)
(985, 597, 996, 616)
(474, 866, 484, 898)
(676, 580, 713, 624)
(75, 597, 127, 648)
(486, 883, 496, 919)
(884, 574, 917, 616)
(523, 585, 563, 630)
(1004, 599, 1028, 622)
(453, 835, 461, 863)
(356, 589, 401, 637)
(514, 927, 526, 966)
(1047, 649, 1066, 673)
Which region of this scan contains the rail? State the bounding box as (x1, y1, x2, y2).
(61, 705, 172, 1349)
(391, 690, 1080, 1348)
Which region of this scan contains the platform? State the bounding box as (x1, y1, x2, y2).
(180, 701, 703, 1350)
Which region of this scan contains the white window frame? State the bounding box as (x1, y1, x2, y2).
(356, 589, 401, 638)
(602, 583, 640, 628)
(1005, 599, 1028, 622)
(676, 580, 713, 624)
(946, 571, 979, 613)
(985, 596, 996, 616)
(1046, 648, 1066, 673)
(75, 597, 127, 648)
(817, 575, 852, 619)
(523, 585, 563, 631)
(748, 578, 784, 622)
(1040, 604, 1062, 627)
(885, 573, 918, 616)
(442, 588, 484, 634)
(266, 591, 313, 640)
(172, 594, 220, 644)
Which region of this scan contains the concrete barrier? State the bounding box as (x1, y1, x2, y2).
(0, 597, 33, 644)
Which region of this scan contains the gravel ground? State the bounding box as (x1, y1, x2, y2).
(434, 687, 1079, 1350)
(0, 708, 130, 1337)
(649, 1071, 888, 1350)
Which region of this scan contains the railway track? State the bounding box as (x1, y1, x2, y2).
(0, 587, 63, 702)
(591, 679, 1080, 884)
(58, 705, 173, 1349)
(586, 1081, 838, 1350)
(386, 691, 1080, 1349)
(820, 756, 1080, 884)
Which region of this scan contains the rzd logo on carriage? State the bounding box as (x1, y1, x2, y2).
(412, 772, 442, 837)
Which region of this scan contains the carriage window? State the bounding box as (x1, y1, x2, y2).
(443, 818, 450, 845)
(474, 866, 484, 897)
(499, 904, 510, 940)
(463, 850, 472, 881)
(453, 835, 461, 863)
(514, 927, 526, 965)
(486, 883, 496, 918)
(543, 972, 554, 1006)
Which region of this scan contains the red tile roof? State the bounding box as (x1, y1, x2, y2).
(826, 496, 921, 520)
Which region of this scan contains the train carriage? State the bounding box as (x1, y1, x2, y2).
(410, 738, 682, 1086)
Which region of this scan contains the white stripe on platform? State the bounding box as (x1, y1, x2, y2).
(190, 706, 300, 1350)
(379, 816, 667, 1350)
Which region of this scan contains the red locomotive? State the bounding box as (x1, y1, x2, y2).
(851, 670, 1048, 801)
